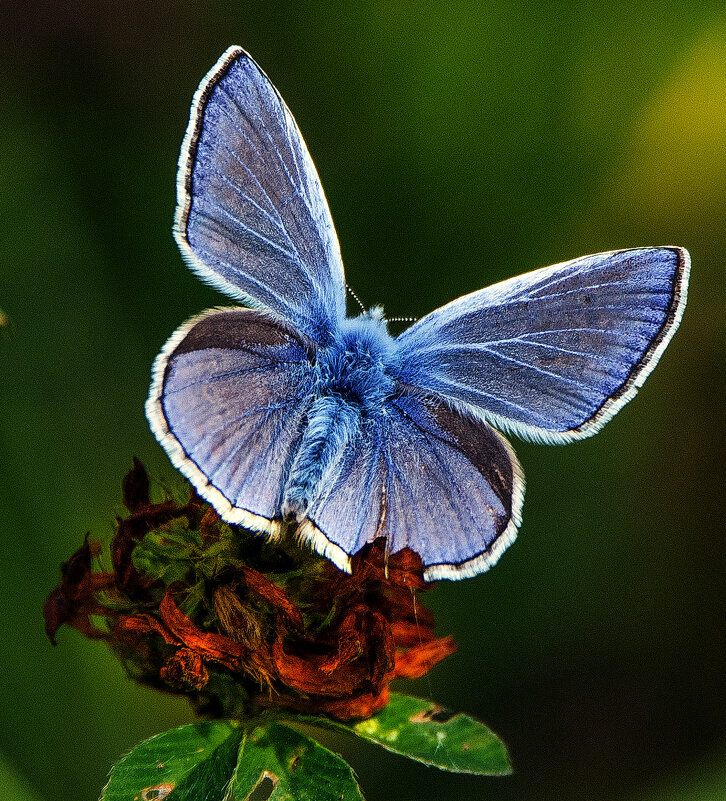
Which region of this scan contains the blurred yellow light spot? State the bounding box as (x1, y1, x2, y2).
(614, 23, 726, 225)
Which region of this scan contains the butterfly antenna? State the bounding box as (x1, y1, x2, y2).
(346, 283, 367, 314)
(386, 316, 419, 323)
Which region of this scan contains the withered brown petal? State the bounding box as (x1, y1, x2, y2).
(115, 613, 176, 644)
(160, 589, 248, 671)
(272, 633, 362, 697)
(63, 535, 93, 582)
(122, 457, 151, 512)
(160, 647, 209, 691)
(365, 609, 396, 689)
(386, 548, 427, 590)
(42, 587, 69, 646)
(319, 609, 365, 675)
(389, 619, 435, 648)
(349, 538, 387, 582)
(394, 635, 458, 679)
(43, 535, 97, 644)
(273, 608, 394, 698)
(240, 567, 304, 631)
(346, 539, 427, 589)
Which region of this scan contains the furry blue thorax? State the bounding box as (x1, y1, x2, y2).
(282, 312, 399, 516)
(314, 312, 398, 412)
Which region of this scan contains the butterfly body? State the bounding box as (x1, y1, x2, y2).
(276, 310, 399, 517)
(147, 47, 689, 581)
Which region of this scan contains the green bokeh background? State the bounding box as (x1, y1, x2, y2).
(2, 3, 725, 800)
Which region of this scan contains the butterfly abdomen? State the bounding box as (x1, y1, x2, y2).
(282, 396, 360, 517)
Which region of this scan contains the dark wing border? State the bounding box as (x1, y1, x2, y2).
(174, 48, 253, 305)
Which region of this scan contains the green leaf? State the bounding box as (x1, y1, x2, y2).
(100, 721, 244, 801)
(101, 721, 364, 801)
(299, 693, 511, 776)
(227, 723, 364, 801)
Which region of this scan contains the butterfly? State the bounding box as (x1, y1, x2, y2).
(146, 47, 689, 581)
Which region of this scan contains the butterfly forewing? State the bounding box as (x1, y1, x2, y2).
(396, 247, 689, 443)
(176, 47, 346, 345)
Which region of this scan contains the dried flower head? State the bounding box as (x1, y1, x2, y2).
(44, 460, 456, 721)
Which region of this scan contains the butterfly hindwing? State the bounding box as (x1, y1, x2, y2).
(299, 392, 524, 581)
(146, 308, 316, 533)
(176, 47, 346, 345)
(396, 247, 689, 443)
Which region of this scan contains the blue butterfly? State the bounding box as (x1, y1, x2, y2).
(146, 47, 690, 581)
